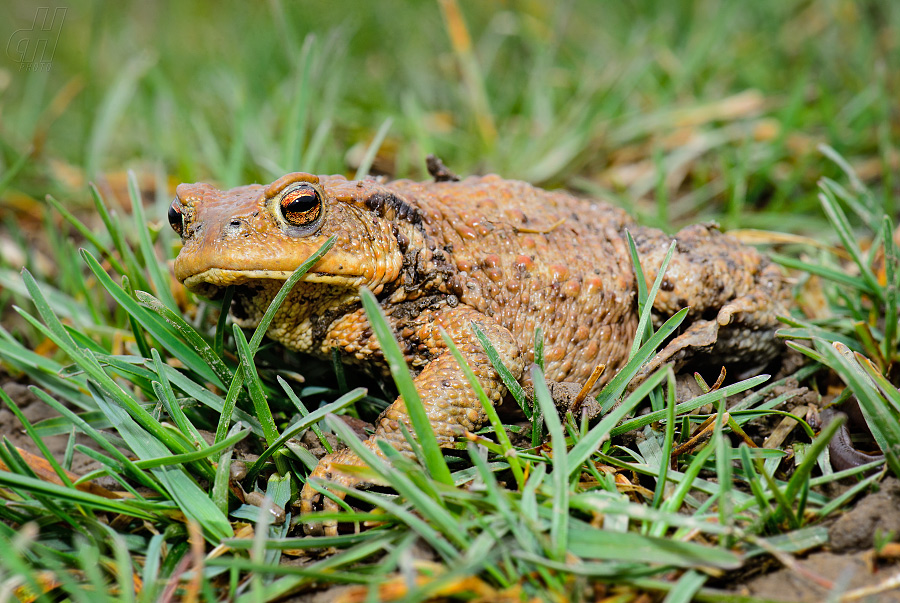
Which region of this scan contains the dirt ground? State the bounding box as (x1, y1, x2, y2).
(1, 380, 102, 476)
(3, 377, 900, 602)
(739, 478, 900, 601)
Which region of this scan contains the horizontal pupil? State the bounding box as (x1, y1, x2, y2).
(282, 189, 320, 225)
(283, 192, 316, 209)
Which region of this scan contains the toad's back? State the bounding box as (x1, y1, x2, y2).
(387, 175, 639, 383)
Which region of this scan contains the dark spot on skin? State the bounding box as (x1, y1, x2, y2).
(365, 192, 422, 225)
(441, 380, 451, 387)
(661, 279, 675, 292)
(312, 303, 362, 343)
(366, 195, 384, 212)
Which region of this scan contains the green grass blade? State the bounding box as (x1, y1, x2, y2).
(565, 519, 740, 569)
(0, 386, 73, 488)
(134, 431, 246, 469)
(471, 322, 529, 417)
(44, 194, 128, 277)
(90, 383, 233, 540)
(568, 366, 667, 476)
(353, 118, 393, 180)
(818, 181, 883, 300)
(326, 418, 462, 560)
(612, 374, 769, 436)
(150, 349, 205, 448)
(651, 369, 677, 509)
(784, 411, 846, 504)
(770, 254, 874, 293)
(232, 325, 281, 456)
(358, 287, 452, 485)
(597, 307, 689, 413)
(27, 387, 160, 492)
(137, 290, 234, 386)
(244, 387, 365, 483)
(441, 326, 524, 489)
(214, 366, 247, 447)
(881, 215, 898, 361)
(532, 366, 568, 560)
(0, 471, 156, 518)
(0, 145, 31, 197)
(278, 376, 333, 454)
(80, 250, 223, 387)
(664, 569, 707, 603)
(815, 340, 900, 477)
(214, 285, 235, 359)
(248, 236, 336, 352)
(629, 238, 676, 358)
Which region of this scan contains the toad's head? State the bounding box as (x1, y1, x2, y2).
(170, 172, 412, 351)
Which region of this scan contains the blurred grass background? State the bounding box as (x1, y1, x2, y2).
(0, 0, 897, 232)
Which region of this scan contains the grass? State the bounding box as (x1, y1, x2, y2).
(0, 0, 899, 601)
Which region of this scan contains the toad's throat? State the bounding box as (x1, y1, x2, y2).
(185, 273, 361, 354)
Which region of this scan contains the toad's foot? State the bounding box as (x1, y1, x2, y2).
(299, 447, 372, 536)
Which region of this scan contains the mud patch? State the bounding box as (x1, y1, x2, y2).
(742, 551, 900, 602)
(1, 380, 103, 479)
(830, 477, 900, 552)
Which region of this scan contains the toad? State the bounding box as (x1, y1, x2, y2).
(170, 162, 790, 534)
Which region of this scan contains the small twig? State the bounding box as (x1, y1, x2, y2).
(671, 412, 730, 458)
(516, 217, 566, 234)
(841, 569, 900, 601)
(569, 363, 606, 415)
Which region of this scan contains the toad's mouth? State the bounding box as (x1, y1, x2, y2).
(183, 268, 366, 300)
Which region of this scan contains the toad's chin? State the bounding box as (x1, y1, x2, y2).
(181, 275, 362, 354)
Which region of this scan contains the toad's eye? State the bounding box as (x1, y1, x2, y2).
(168, 202, 183, 236)
(279, 184, 322, 228)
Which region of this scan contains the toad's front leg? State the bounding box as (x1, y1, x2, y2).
(300, 302, 523, 535)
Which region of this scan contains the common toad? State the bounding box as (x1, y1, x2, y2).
(170, 167, 790, 533)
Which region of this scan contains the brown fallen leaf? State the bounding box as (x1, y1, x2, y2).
(0, 446, 120, 499)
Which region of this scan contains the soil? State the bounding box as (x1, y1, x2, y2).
(0, 380, 101, 476)
(743, 551, 900, 602)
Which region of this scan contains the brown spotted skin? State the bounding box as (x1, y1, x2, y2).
(171, 172, 790, 534)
